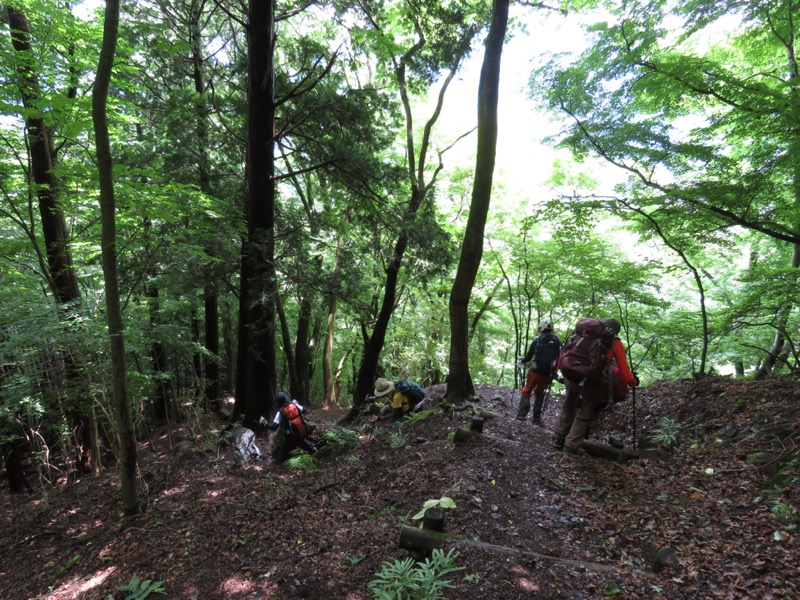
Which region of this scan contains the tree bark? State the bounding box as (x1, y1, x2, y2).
(446, 0, 508, 403)
(6, 4, 95, 475)
(93, 0, 139, 517)
(234, 0, 278, 425)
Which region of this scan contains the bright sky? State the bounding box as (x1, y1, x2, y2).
(435, 6, 618, 205)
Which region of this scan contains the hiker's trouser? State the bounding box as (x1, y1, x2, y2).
(517, 370, 551, 419)
(554, 379, 605, 450)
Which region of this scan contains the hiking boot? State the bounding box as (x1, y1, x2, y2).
(563, 445, 586, 456)
(552, 433, 565, 450)
(532, 416, 543, 427)
(515, 416, 526, 421)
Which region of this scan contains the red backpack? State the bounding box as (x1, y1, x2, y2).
(558, 318, 616, 386)
(280, 402, 308, 440)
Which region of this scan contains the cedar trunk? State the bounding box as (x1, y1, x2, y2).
(234, 0, 278, 425)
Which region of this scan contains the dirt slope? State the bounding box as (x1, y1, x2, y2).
(1, 375, 799, 599)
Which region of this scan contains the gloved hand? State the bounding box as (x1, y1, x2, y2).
(633, 373, 640, 386)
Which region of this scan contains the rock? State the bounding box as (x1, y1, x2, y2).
(652, 546, 680, 573)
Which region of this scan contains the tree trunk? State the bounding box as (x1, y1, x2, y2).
(756, 243, 800, 379)
(276, 294, 301, 399)
(294, 294, 313, 404)
(188, 3, 221, 406)
(6, 5, 94, 475)
(93, 0, 139, 517)
(446, 0, 508, 403)
(234, 0, 278, 425)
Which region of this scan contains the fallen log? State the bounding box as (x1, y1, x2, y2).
(581, 440, 639, 462)
(398, 526, 636, 575)
(453, 427, 522, 445)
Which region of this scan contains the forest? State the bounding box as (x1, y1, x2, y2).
(1, 0, 799, 598)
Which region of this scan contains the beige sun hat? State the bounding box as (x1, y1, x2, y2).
(373, 378, 395, 398)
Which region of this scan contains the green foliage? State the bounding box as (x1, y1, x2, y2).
(412, 496, 456, 521)
(650, 417, 680, 449)
(400, 410, 435, 428)
(368, 548, 464, 600)
(388, 430, 410, 450)
(108, 575, 166, 600)
(321, 427, 360, 456)
(285, 450, 316, 472)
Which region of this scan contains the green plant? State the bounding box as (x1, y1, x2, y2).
(771, 501, 797, 524)
(399, 410, 435, 428)
(322, 427, 359, 455)
(285, 450, 316, 472)
(650, 417, 679, 449)
(107, 575, 165, 600)
(412, 496, 456, 520)
(368, 548, 464, 599)
(389, 430, 410, 450)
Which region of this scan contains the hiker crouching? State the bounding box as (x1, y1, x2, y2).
(367, 377, 425, 424)
(268, 392, 318, 462)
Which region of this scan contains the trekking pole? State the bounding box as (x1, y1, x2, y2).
(631, 384, 637, 450)
(541, 378, 554, 419)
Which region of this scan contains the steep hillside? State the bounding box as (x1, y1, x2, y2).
(1, 375, 798, 599)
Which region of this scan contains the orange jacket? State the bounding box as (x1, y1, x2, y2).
(607, 338, 636, 387)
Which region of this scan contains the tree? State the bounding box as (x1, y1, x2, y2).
(352, 0, 484, 406)
(233, 0, 278, 425)
(446, 0, 508, 403)
(93, 0, 139, 517)
(532, 0, 800, 377)
(4, 2, 99, 474)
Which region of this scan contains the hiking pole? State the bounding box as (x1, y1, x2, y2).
(541, 378, 554, 420)
(631, 383, 637, 450)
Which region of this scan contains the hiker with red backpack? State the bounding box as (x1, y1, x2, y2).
(515, 319, 562, 425)
(552, 317, 637, 454)
(268, 392, 318, 462)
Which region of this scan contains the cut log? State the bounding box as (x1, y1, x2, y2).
(469, 417, 484, 432)
(422, 508, 445, 532)
(398, 526, 636, 575)
(581, 440, 639, 462)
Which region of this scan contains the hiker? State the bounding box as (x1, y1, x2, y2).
(268, 392, 317, 461)
(368, 377, 425, 423)
(553, 317, 637, 454)
(515, 319, 562, 425)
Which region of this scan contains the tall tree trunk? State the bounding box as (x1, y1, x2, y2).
(233, 0, 277, 425)
(294, 294, 313, 404)
(275, 294, 301, 398)
(6, 5, 95, 475)
(446, 0, 508, 403)
(93, 0, 139, 517)
(188, 1, 221, 405)
(323, 229, 346, 407)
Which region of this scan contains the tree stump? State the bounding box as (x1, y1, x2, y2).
(423, 508, 445, 532)
(453, 427, 480, 443)
(469, 416, 484, 432)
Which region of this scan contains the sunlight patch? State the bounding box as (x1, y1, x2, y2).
(46, 566, 117, 599)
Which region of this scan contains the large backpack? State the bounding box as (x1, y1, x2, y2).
(280, 402, 308, 440)
(532, 333, 560, 376)
(558, 318, 616, 385)
(395, 380, 426, 410)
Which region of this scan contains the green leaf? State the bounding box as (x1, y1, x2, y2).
(438, 497, 456, 509)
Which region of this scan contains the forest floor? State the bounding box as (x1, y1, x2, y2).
(1, 375, 800, 599)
